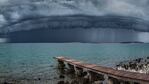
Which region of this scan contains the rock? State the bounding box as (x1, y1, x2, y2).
(93, 81, 103, 84)
(59, 75, 65, 79)
(82, 78, 89, 84)
(50, 65, 54, 67)
(38, 78, 41, 80)
(53, 77, 58, 79)
(70, 80, 79, 84)
(66, 69, 75, 74)
(57, 80, 65, 84)
(65, 81, 70, 84)
(3, 81, 13, 84)
(117, 57, 149, 73)
(82, 72, 87, 77)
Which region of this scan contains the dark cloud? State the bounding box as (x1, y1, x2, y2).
(1, 15, 149, 33)
(0, 0, 149, 42)
(0, 0, 149, 32)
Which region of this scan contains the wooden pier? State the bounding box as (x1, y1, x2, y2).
(54, 56, 149, 84)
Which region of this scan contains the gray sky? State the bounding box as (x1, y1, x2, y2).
(0, 0, 149, 30)
(0, 0, 149, 21)
(0, 0, 149, 43)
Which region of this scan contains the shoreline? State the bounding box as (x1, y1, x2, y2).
(1, 56, 149, 84)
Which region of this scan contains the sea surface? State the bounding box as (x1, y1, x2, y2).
(0, 43, 149, 83)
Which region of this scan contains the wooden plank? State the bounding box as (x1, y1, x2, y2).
(54, 56, 149, 83)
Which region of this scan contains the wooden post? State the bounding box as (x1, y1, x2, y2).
(67, 63, 75, 74)
(103, 74, 109, 84)
(108, 77, 114, 84)
(88, 71, 104, 83)
(120, 81, 125, 84)
(74, 66, 83, 77)
(58, 60, 65, 69)
(57, 60, 65, 74)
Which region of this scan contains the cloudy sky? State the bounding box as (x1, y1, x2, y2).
(0, 0, 149, 43)
(0, 0, 149, 24)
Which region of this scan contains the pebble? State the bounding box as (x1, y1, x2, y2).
(70, 80, 79, 84)
(59, 75, 65, 79)
(3, 81, 13, 84)
(57, 81, 65, 84)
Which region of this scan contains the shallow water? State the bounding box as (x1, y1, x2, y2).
(0, 43, 149, 83)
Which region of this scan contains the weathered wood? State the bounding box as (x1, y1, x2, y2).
(54, 56, 149, 84)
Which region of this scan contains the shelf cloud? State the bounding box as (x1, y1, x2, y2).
(0, 0, 149, 42)
(0, 0, 148, 31)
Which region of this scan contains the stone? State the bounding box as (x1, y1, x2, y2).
(93, 81, 103, 84)
(38, 78, 41, 80)
(57, 80, 65, 84)
(3, 82, 13, 84)
(70, 80, 79, 84)
(82, 78, 90, 84)
(59, 75, 65, 79)
(65, 81, 70, 84)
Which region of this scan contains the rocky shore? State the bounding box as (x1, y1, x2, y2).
(116, 57, 149, 74)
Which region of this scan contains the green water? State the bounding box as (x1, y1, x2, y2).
(0, 43, 149, 83)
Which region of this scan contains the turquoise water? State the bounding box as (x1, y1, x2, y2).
(0, 43, 149, 83)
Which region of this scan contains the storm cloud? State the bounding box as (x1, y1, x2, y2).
(0, 0, 149, 43)
(0, 0, 149, 32)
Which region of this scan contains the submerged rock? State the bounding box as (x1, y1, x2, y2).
(59, 75, 65, 79)
(93, 81, 103, 84)
(38, 78, 41, 80)
(82, 78, 90, 84)
(65, 81, 70, 84)
(3, 81, 14, 84)
(70, 80, 79, 84)
(57, 80, 65, 84)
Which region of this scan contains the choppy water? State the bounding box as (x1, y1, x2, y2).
(0, 43, 149, 83)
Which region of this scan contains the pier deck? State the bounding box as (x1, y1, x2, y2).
(55, 56, 149, 84)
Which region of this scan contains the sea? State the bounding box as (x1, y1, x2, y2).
(0, 43, 149, 84)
